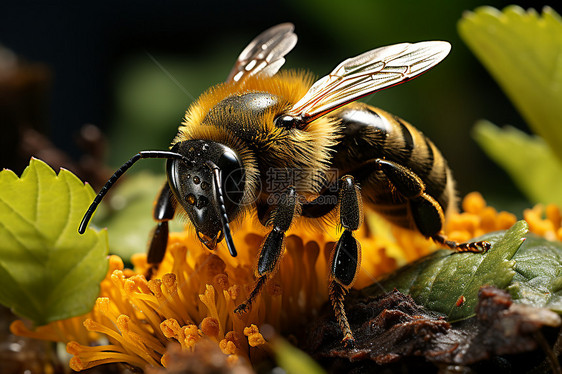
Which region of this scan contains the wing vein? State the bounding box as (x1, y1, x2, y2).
(288, 41, 451, 123)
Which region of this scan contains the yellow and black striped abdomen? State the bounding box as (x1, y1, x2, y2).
(329, 102, 456, 233)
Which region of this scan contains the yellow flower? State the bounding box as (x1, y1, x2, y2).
(11, 209, 428, 371)
(445, 191, 562, 243)
(445, 192, 518, 242)
(523, 203, 562, 241)
(11, 193, 561, 372)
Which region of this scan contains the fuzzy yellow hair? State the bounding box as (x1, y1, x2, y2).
(174, 71, 341, 212)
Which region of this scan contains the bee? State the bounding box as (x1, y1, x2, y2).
(79, 23, 489, 344)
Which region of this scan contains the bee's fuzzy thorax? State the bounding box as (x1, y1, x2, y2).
(175, 71, 342, 201)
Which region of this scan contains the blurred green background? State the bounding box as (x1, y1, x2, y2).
(2, 0, 559, 210)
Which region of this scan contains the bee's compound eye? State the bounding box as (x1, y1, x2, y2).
(218, 152, 245, 209)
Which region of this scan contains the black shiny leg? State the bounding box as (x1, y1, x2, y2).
(147, 222, 169, 264)
(146, 183, 175, 279)
(235, 186, 298, 314)
(376, 158, 490, 252)
(329, 175, 362, 346)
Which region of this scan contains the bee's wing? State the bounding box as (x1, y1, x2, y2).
(227, 23, 297, 83)
(287, 41, 451, 123)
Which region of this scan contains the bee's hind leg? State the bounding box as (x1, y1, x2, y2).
(146, 183, 176, 279)
(329, 175, 363, 346)
(234, 186, 299, 314)
(375, 159, 490, 253)
(432, 234, 491, 253)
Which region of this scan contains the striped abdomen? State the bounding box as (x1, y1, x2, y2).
(330, 102, 456, 232)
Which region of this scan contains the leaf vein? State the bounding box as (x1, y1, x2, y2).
(0, 219, 46, 266)
(0, 262, 43, 319)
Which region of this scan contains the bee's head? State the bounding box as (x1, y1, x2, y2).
(167, 140, 245, 256)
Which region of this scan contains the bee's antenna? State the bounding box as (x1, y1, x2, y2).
(206, 161, 238, 257)
(78, 151, 189, 234)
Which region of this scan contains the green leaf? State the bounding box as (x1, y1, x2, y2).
(473, 120, 562, 206)
(508, 233, 562, 313)
(364, 221, 528, 321)
(273, 338, 327, 374)
(458, 6, 562, 162)
(0, 158, 109, 325)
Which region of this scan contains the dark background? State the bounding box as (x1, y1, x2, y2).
(0, 0, 559, 210)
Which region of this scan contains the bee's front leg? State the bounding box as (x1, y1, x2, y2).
(329, 175, 362, 346)
(146, 182, 176, 279)
(235, 186, 299, 314)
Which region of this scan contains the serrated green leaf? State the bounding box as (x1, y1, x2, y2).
(458, 6, 562, 162)
(364, 221, 528, 321)
(0, 158, 109, 325)
(507, 233, 562, 313)
(473, 120, 562, 206)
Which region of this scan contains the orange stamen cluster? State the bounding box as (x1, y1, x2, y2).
(523, 204, 562, 241)
(12, 216, 417, 371)
(445, 192, 517, 243)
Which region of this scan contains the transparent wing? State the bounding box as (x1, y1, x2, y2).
(287, 41, 451, 123)
(227, 23, 297, 83)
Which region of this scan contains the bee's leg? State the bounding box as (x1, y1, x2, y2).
(376, 159, 490, 252)
(329, 175, 362, 346)
(432, 234, 491, 253)
(234, 186, 298, 314)
(146, 183, 176, 279)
